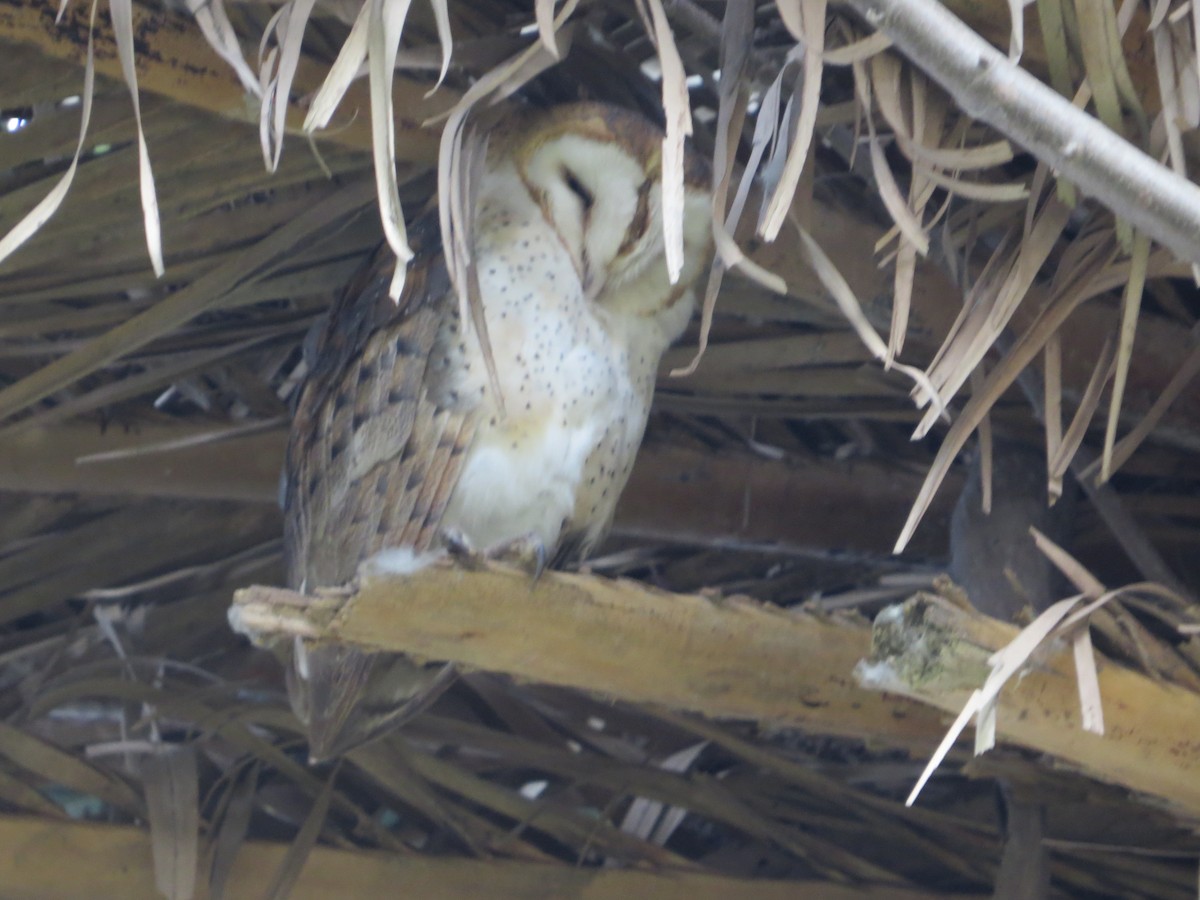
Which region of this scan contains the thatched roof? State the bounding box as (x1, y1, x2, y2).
(1, 0, 1199, 896)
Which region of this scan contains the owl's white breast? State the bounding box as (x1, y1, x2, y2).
(435, 168, 665, 556)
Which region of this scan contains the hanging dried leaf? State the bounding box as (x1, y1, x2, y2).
(758, 0, 826, 242)
(1043, 332, 1063, 502)
(427, 0, 455, 90)
(906, 595, 1085, 806)
(262, 0, 319, 172)
(0, 1, 97, 268)
(302, 1, 371, 133)
(107, 0, 165, 275)
(637, 0, 693, 284)
(261, 763, 339, 900)
(143, 745, 200, 900)
(187, 0, 261, 98)
(1100, 232, 1150, 482)
(1094, 327, 1200, 480)
(1049, 333, 1116, 492)
(368, 0, 418, 281)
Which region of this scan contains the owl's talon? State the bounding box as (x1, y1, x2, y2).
(441, 527, 475, 557)
(441, 528, 487, 570)
(439, 529, 546, 578)
(530, 541, 548, 583)
(483, 532, 547, 580)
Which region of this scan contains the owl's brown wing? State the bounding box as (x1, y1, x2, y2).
(281, 216, 476, 760)
(284, 217, 476, 590)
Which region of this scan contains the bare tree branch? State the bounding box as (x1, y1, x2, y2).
(844, 0, 1200, 266)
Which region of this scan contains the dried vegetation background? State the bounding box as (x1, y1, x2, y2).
(1, 0, 1200, 897)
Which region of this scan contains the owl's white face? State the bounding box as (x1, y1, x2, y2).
(497, 104, 712, 340)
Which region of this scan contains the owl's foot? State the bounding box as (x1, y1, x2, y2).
(440, 527, 480, 565)
(441, 529, 547, 580)
(485, 533, 548, 581)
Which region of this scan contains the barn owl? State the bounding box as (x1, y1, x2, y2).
(283, 103, 712, 758)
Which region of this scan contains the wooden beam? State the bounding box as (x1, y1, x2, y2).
(0, 0, 455, 160)
(858, 591, 1200, 819)
(617, 441, 955, 558)
(0, 423, 956, 558)
(0, 422, 284, 504)
(231, 564, 946, 749)
(0, 815, 972, 900)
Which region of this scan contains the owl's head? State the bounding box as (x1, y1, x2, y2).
(502, 103, 712, 332)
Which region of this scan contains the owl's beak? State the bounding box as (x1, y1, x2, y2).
(581, 257, 601, 302)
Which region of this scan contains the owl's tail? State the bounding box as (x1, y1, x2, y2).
(286, 640, 456, 762)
